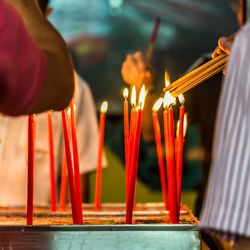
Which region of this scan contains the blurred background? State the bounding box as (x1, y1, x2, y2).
(49, 0, 246, 210)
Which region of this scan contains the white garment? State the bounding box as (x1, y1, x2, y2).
(200, 22, 250, 237)
(0, 74, 101, 206)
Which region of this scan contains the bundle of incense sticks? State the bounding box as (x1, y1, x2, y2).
(164, 54, 228, 97)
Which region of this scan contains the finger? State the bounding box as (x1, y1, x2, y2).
(126, 54, 137, 65)
(216, 47, 224, 55)
(212, 48, 221, 58)
(218, 37, 232, 55)
(212, 49, 218, 58)
(134, 51, 145, 61)
(137, 60, 147, 71)
(126, 54, 133, 60)
(143, 71, 152, 79)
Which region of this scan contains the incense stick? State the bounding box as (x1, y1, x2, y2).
(146, 17, 161, 62)
(164, 54, 228, 96)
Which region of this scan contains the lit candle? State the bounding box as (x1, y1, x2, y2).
(127, 86, 137, 201)
(123, 88, 130, 199)
(152, 98, 168, 210)
(70, 101, 83, 224)
(48, 111, 57, 212)
(61, 110, 78, 224)
(95, 101, 108, 210)
(163, 91, 179, 224)
(176, 94, 185, 209)
(27, 115, 35, 225)
(126, 85, 147, 224)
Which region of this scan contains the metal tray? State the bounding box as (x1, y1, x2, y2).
(0, 224, 200, 250)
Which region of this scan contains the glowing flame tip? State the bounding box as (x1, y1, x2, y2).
(178, 94, 185, 105)
(139, 85, 147, 109)
(152, 98, 163, 112)
(101, 101, 108, 113)
(131, 86, 136, 106)
(123, 88, 129, 99)
(163, 91, 176, 108)
(165, 71, 170, 87)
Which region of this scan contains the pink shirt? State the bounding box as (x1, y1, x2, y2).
(0, 1, 47, 116)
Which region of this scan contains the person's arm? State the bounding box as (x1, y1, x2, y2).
(7, 0, 74, 114)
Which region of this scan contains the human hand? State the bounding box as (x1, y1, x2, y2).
(212, 36, 233, 58)
(121, 51, 154, 90)
(212, 36, 234, 75)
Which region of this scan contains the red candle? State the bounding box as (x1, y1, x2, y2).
(59, 111, 70, 211)
(126, 85, 147, 224)
(168, 106, 179, 223)
(59, 150, 67, 210)
(163, 91, 178, 224)
(61, 110, 78, 224)
(176, 95, 185, 208)
(95, 101, 108, 210)
(126, 86, 137, 201)
(126, 108, 142, 224)
(152, 99, 168, 210)
(27, 115, 35, 225)
(48, 111, 57, 212)
(127, 109, 137, 198)
(123, 88, 130, 199)
(70, 102, 83, 224)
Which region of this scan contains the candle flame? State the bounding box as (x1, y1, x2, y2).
(165, 71, 170, 87)
(176, 113, 188, 138)
(131, 86, 136, 107)
(67, 107, 71, 117)
(139, 85, 147, 109)
(163, 91, 176, 109)
(184, 113, 188, 137)
(178, 94, 185, 105)
(100, 101, 108, 113)
(123, 88, 129, 99)
(176, 120, 180, 138)
(152, 98, 163, 112)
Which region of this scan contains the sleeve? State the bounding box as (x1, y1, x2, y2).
(0, 1, 47, 116)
